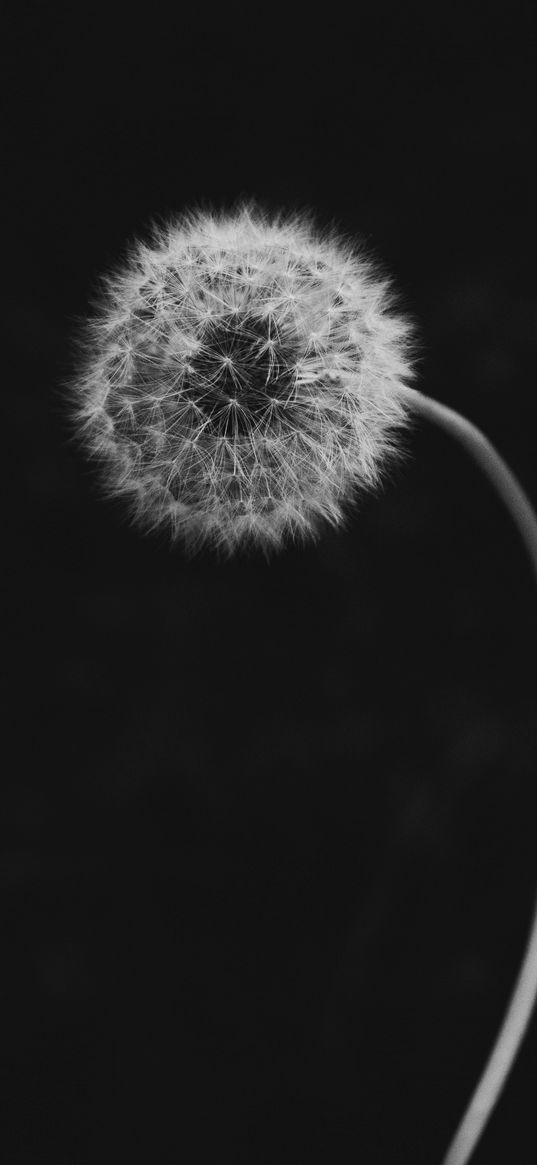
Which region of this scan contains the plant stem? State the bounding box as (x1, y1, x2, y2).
(398, 385, 537, 1165)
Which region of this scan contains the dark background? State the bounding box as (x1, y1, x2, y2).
(4, 3, 537, 1162)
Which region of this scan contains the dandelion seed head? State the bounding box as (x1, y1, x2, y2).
(66, 199, 416, 557)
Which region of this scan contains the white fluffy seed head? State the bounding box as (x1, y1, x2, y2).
(64, 199, 417, 558)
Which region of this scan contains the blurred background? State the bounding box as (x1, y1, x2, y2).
(4, 3, 537, 1162)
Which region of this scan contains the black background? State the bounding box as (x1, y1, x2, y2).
(5, 3, 537, 1163)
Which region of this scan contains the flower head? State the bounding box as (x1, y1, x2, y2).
(66, 199, 416, 557)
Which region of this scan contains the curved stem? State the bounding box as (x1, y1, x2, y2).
(398, 385, 537, 1165)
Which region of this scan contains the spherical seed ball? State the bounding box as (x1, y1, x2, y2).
(66, 200, 416, 558)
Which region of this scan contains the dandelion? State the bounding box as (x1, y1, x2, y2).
(65, 199, 416, 557)
(65, 200, 537, 1165)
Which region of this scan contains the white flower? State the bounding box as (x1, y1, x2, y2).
(65, 200, 416, 557)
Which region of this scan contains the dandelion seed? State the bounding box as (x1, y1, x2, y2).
(65, 198, 416, 557)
